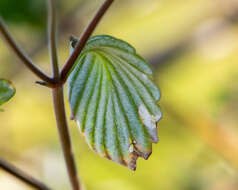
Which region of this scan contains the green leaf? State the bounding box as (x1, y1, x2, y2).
(0, 78, 16, 107)
(67, 35, 161, 170)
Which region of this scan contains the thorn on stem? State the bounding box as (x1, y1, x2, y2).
(69, 35, 79, 48)
(35, 81, 50, 87)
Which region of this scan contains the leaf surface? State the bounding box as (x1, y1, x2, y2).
(0, 79, 15, 107)
(67, 35, 161, 170)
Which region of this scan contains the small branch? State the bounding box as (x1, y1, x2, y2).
(48, 0, 59, 79)
(48, 0, 80, 189)
(60, 0, 114, 84)
(0, 18, 55, 85)
(0, 157, 51, 190)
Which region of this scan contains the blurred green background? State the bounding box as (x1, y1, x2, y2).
(1, 0, 238, 189)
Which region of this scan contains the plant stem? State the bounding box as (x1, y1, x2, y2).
(52, 87, 80, 190)
(0, 158, 51, 190)
(60, 0, 114, 84)
(48, 0, 59, 78)
(0, 0, 114, 189)
(48, 0, 80, 190)
(0, 18, 55, 85)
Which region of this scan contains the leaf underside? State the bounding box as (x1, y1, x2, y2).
(67, 35, 162, 170)
(0, 79, 15, 106)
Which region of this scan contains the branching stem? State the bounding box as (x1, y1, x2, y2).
(48, 0, 81, 189)
(0, 0, 114, 189)
(0, 18, 55, 84)
(0, 158, 51, 190)
(60, 0, 114, 84)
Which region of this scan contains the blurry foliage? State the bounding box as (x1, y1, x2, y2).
(0, 0, 46, 29)
(0, 79, 15, 107)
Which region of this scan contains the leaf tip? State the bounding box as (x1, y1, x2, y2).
(128, 152, 138, 171)
(143, 151, 152, 160)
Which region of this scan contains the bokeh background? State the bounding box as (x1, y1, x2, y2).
(1, 0, 238, 189)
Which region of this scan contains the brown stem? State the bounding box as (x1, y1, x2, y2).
(0, 18, 55, 85)
(60, 0, 114, 84)
(48, 0, 59, 78)
(0, 158, 51, 190)
(48, 1, 80, 190)
(52, 87, 80, 190)
(0, 0, 114, 189)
